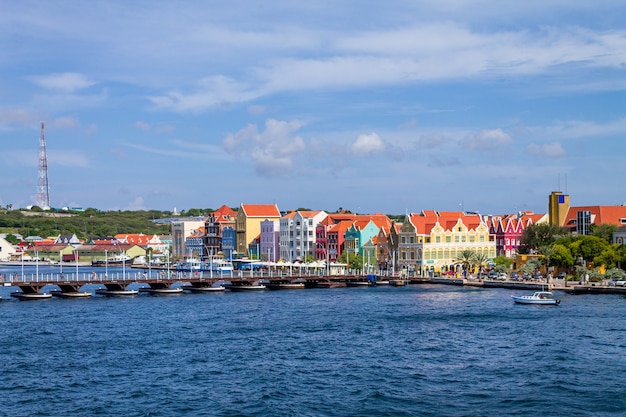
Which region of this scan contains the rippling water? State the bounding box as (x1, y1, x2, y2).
(1, 272, 626, 416)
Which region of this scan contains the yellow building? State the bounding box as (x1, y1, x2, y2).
(235, 204, 281, 256)
(399, 210, 496, 276)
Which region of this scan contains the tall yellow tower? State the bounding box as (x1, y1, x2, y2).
(548, 191, 570, 227)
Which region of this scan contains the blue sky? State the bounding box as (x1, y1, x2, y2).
(1, 1, 625, 215)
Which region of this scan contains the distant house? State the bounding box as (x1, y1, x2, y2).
(115, 233, 167, 254)
(55, 234, 81, 246)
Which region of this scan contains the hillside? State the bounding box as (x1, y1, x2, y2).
(0, 208, 174, 241)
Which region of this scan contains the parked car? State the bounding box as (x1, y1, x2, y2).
(497, 272, 508, 280)
(615, 280, 626, 287)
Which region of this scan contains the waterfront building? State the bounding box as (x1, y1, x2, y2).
(548, 191, 626, 234)
(326, 220, 354, 262)
(115, 233, 168, 254)
(235, 204, 281, 257)
(279, 210, 327, 261)
(562, 205, 626, 235)
(375, 222, 400, 273)
(221, 227, 236, 260)
(398, 210, 495, 276)
(344, 214, 392, 257)
(362, 237, 378, 273)
(185, 226, 205, 258)
(260, 219, 279, 262)
(171, 219, 205, 258)
(487, 211, 546, 258)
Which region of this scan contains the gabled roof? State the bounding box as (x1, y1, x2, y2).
(212, 205, 237, 222)
(328, 220, 354, 235)
(241, 204, 281, 218)
(407, 211, 484, 234)
(299, 210, 324, 219)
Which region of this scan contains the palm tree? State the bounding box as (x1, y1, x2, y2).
(473, 252, 490, 279)
(455, 249, 477, 278)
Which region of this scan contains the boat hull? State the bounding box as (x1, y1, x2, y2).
(11, 292, 53, 300)
(512, 296, 560, 305)
(226, 285, 266, 291)
(185, 286, 226, 293)
(51, 291, 92, 298)
(140, 287, 183, 295)
(95, 289, 139, 296)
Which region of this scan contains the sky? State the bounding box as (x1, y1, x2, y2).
(1, 1, 625, 216)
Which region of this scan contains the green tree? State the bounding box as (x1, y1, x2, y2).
(594, 246, 619, 269)
(4, 233, 20, 244)
(577, 235, 610, 264)
(455, 249, 477, 275)
(474, 252, 491, 276)
(520, 258, 541, 275)
(605, 268, 626, 281)
(590, 223, 618, 243)
(338, 251, 363, 270)
(518, 223, 569, 254)
(549, 243, 575, 269)
(493, 255, 513, 269)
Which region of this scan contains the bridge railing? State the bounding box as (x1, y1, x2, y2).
(0, 271, 161, 285)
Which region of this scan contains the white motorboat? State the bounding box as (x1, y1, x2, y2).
(512, 291, 560, 305)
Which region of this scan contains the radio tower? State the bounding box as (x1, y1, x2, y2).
(36, 122, 50, 209)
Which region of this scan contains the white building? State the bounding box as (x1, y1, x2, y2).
(0, 236, 17, 261)
(279, 210, 327, 261)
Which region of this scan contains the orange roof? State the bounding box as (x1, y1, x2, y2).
(114, 233, 155, 245)
(408, 211, 483, 234)
(564, 205, 626, 227)
(241, 204, 281, 218)
(212, 205, 237, 221)
(328, 220, 354, 234)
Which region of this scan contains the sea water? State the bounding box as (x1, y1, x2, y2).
(1, 270, 626, 416)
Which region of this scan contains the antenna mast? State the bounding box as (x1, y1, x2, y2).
(36, 122, 50, 209)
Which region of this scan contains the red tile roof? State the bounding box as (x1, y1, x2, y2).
(241, 204, 281, 218)
(564, 205, 626, 227)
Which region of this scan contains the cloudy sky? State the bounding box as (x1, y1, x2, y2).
(1, 1, 625, 215)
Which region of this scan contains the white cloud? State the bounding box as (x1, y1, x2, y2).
(0, 108, 38, 125)
(223, 119, 306, 176)
(463, 128, 513, 150)
(527, 142, 566, 157)
(53, 116, 79, 129)
(126, 196, 146, 211)
(351, 133, 385, 155)
(49, 151, 90, 168)
(29, 73, 94, 92)
(135, 121, 150, 131)
(248, 105, 266, 115)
